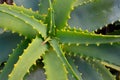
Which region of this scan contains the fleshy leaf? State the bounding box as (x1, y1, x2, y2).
(63, 43, 120, 66)
(14, 0, 40, 11)
(66, 55, 103, 80)
(49, 39, 82, 80)
(0, 32, 23, 64)
(0, 5, 47, 38)
(0, 39, 30, 80)
(0, 4, 44, 21)
(53, 0, 75, 29)
(66, 56, 83, 80)
(74, 0, 96, 7)
(90, 60, 115, 80)
(69, 0, 120, 31)
(43, 49, 67, 80)
(101, 61, 120, 71)
(44, 0, 56, 36)
(56, 30, 120, 44)
(39, 0, 49, 15)
(8, 37, 48, 80)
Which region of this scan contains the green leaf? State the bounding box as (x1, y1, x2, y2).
(0, 4, 44, 21)
(66, 56, 103, 80)
(63, 43, 120, 66)
(74, 0, 96, 7)
(0, 5, 47, 38)
(14, 0, 40, 11)
(90, 60, 115, 80)
(39, 0, 49, 15)
(53, 0, 75, 29)
(0, 32, 23, 64)
(69, 0, 120, 31)
(44, 0, 56, 36)
(8, 37, 48, 80)
(0, 11, 36, 39)
(0, 39, 30, 80)
(101, 61, 120, 71)
(49, 39, 82, 80)
(43, 49, 67, 80)
(66, 56, 83, 80)
(56, 30, 120, 44)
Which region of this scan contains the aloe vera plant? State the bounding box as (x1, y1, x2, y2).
(0, 0, 120, 80)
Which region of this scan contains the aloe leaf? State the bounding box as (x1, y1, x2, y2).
(0, 39, 30, 80)
(90, 60, 115, 80)
(53, 0, 75, 29)
(0, 32, 23, 64)
(49, 39, 82, 80)
(45, 9, 55, 35)
(0, 11, 37, 39)
(43, 49, 67, 80)
(44, 0, 56, 36)
(63, 43, 120, 66)
(39, 0, 49, 15)
(0, 4, 44, 21)
(101, 61, 120, 71)
(25, 66, 46, 80)
(69, 0, 120, 31)
(56, 30, 120, 44)
(0, 5, 47, 38)
(74, 0, 95, 7)
(66, 56, 103, 80)
(66, 56, 83, 80)
(14, 0, 40, 11)
(8, 37, 48, 80)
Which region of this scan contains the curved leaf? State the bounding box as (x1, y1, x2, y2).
(0, 5, 47, 38)
(8, 37, 48, 80)
(66, 55, 115, 80)
(66, 56, 83, 80)
(14, 0, 40, 11)
(49, 39, 82, 80)
(43, 49, 67, 80)
(66, 56, 103, 80)
(39, 0, 49, 15)
(0, 32, 23, 64)
(0, 39, 30, 80)
(69, 0, 120, 31)
(90, 60, 115, 80)
(101, 61, 120, 71)
(2, 3, 44, 20)
(53, 0, 75, 29)
(63, 43, 120, 66)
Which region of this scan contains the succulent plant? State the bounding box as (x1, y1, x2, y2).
(0, 0, 120, 80)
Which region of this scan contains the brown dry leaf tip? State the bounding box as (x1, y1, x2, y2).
(5, 0, 13, 5)
(0, 0, 13, 5)
(0, 0, 4, 4)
